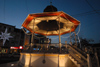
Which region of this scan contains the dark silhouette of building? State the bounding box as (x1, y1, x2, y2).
(0, 22, 25, 53)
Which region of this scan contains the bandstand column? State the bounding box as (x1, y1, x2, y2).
(58, 17, 61, 53)
(29, 19, 35, 67)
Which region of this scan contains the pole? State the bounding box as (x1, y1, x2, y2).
(77, 35, 81, 48)
(58, 54, 59, 67)
(59, 32, 61, 53)
(58, 18, 61, 53)
(70, 29, 72, 45)
(74, 31, 77, 46)
(95, 48, 100, 67)
(87, 54, 92, 67)
(29, 19, 35, 67)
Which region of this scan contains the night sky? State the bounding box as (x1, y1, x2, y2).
(0, 0, 100, 43)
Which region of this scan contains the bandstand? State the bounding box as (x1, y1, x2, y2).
(18, 4, 83, 67)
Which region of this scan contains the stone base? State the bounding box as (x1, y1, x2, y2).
(19, 53, 77, 67)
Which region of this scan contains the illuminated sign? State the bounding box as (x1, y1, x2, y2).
(10, 47, 18, 49)
(10, 46, 23, 49)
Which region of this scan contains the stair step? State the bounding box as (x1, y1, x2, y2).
(68, 55, 81, 67)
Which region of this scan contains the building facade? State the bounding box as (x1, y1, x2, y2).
(0, 23, 25, 53)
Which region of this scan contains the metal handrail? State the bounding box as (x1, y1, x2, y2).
(68, 45, 87, 61)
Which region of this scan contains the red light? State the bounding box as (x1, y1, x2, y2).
(19, 46, 23, 49)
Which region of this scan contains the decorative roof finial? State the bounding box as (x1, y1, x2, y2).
(43, 0, 57, 12)
(50, 0, 52, 5)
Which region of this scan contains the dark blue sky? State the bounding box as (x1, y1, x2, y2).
(0, 0, 100, 43)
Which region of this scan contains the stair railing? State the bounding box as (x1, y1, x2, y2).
(68, 45, 88, 67)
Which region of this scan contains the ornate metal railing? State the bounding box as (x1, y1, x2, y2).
(22, 43, 68, 54)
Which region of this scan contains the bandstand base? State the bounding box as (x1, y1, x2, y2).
(18, 53, 77, 67)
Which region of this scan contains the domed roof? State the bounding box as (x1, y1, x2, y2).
(43, 5, 58, 12)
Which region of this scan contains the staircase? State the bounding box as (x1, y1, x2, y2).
(68, 55, 81, 67)
(67, 45, 100, 67)
(67, 45, 88, 67)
